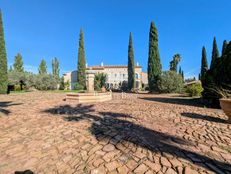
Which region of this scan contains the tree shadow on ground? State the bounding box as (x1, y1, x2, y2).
(181, 112, 229, 124)
(0, 101, 22, 115)
(43, 104, 231, 173)
(140, 97, 207, 108)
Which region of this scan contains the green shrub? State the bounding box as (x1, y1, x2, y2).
(74, 83, 84, 90)
(35, 74, 57, 90)
(157, 71, 183, 93)
(14, 85, 22, 91)
(64, 80, 70, 90)
(186, 83, 203, 97)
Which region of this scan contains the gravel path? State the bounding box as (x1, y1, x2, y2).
(0, 92, 230, 174)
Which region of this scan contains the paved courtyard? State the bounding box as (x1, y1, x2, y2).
(0, 92, 231, 174)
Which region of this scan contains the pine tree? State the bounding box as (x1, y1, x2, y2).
(52, 57, 59, 80)
(0, 10, 8, 94)
(200, 46, 208, 86)
(38, 59, 47, 74)
(210, 37, 219, 69)
(147, 21, 162, 91)
(13, 53, 24, 72)
(127, 32, 135, 90)
(77, 29, 86, 89)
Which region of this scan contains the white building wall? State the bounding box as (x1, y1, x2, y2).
(63, 66, 143, 90)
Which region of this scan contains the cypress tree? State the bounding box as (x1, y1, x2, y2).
(222, 40, 228, 57)
(77, 29, 86, 89)
(210, 37, 219, 69)
(181, 71, 184, 80)
(13, 53, 24, 72)
(52, 57, 60, 80)
(38, 59, 47, 74)
(147, 21, 162, 91)
(200, 46, 208, 86)
(178, 66, 182, 75)
(0, 10, 8, 94)
(127, 32, 135, 90)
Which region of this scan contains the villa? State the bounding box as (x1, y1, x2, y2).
(63, 62, 148, 90)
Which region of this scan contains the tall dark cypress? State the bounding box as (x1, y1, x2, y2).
(181, 71, 184, 80)
(127, 32, 135, 90)
(147, 21, 162, 91)
(222, 40, 228, 57)
(178, 66, 182, 75)
(0, 10, 8, 94)
(210, 37, 219, 69)
(77, 28, 86, 89)
(200, 46, 208, 86)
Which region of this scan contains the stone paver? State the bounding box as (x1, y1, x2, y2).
(0, 92, 231, 174)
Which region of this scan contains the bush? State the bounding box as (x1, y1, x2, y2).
(74, 83, 84, 90)
(59, 77, 65, 90)
(35, 74, 57, 90)
(186, 83, 203, 97)
(157, 71, 183, 93)
(120, 81, 128, 91)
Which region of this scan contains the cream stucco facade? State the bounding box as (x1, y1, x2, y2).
(63, 65, 148, 90)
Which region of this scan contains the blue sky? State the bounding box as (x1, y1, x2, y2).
(0, 0, 231, 78)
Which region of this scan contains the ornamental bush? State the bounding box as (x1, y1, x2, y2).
(157, 71, 183, 93)
(186, 83, 203, 97)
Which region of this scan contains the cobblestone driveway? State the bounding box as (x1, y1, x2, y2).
(0, 92, 231, 174)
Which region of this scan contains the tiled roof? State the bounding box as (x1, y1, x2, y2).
(86, 65, 142, 70)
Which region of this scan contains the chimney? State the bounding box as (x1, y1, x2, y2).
(101, 62, 104, 66)
(136, 62, 139, 66)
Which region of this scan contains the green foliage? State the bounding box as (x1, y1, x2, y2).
(181, 70, 184, 80)
(59, 76, 65, 90)
(128, 32, 135, 90)
(94, 73, 107, 91)
(186, 83, 203, 97)
(178, 66, 182, 75)
(13, 53, 24, 72)
(77, 29, 86, 89)
(52, 57, 60, 81)
(64, 80, 70, 90)
(38, 59, 47, 74)
(35, 74, 57, 90)
(128, 33, 135, 90)
(8, 70, 26, 86)
(170, 54, 181, 72)
(210, 37, 219, 69)
(120, 81, 128, 91)
(222, 40, 228, 57)
(74, 83, 84, 90)
(200, 46, 208, 87)
(148, 21, 162, 92)
(203, 39, 231, 108)
(0, 10, 8, 94)
(157, 71, 183, 93)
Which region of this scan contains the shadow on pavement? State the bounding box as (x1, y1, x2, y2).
(43, 104, 231, 173)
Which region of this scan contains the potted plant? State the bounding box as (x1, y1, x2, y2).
(211, 86, 231, 123)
